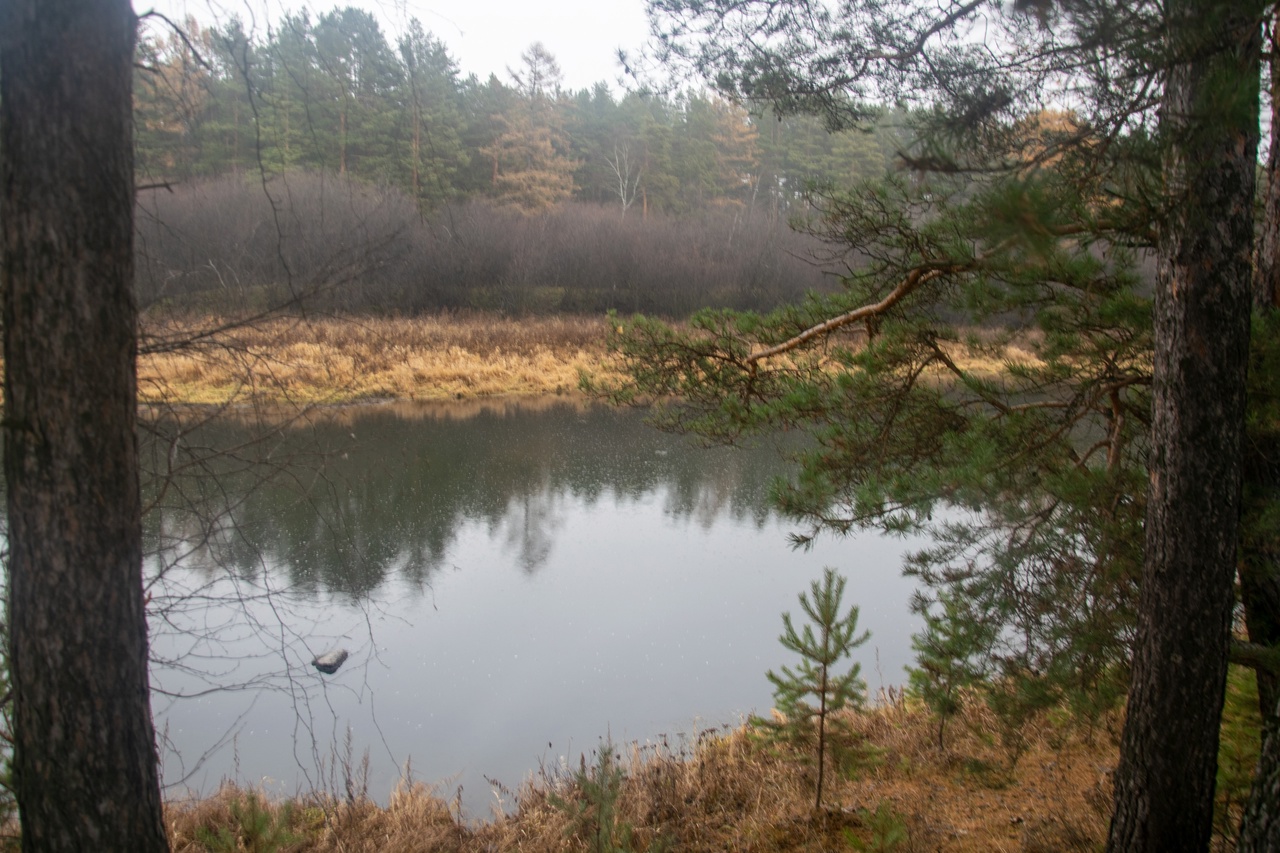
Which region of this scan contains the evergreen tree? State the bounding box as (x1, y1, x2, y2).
(628, 93, 681, 215)
(764, 567, 869, 810)
(396, 20, 469, 207)
(482, 43, 577, 211)
(908, 588, 995, 750)
(672, 92, 758, 209)
(456, 73, 518, 195)
(195, 18, 258, 176)
(565, 83, 622, 206)
(134, 18, 214, 181)
(260, 10, 324, 173)
(754, 109, 902, 217)
(310, 7, 402, 179)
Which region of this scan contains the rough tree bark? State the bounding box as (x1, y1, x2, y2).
(1237, 13, 1280, 848)
(1239, 405, 1280, 852)
(1106, 1, 1262, 850)
(0, 1, 169, 850)
(1239, 687, 1280, 850)
(1233, 330, 1280, 849)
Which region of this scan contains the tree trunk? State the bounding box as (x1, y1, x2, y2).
(1237, 17, 1280, 847)
(1242, 450, 1280, 720)
(340, 106, 348, 175)
(1106, 2, 1262, 851)
(1228, 322, 1280, 845)
(1238, 310, 1280, 852)
(1243, 18, 1280, 724)
(815, 662, 828, 811)
(0, 2, 169, 850)
(1255, 11, 1280, 314)
(412, 104, 422, 198)
(1239, 690, 1280, 851)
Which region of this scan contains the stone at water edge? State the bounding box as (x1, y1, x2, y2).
(312, 648, 349, 674)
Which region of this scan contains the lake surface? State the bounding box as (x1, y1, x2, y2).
(143, 398, 923, 816)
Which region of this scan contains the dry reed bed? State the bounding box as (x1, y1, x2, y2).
(138, 313, 621, 405)
(134, 312, 1058, 407)
(165, 696, 1118, 853)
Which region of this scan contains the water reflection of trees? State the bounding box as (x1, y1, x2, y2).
(142, 401, 792, 599)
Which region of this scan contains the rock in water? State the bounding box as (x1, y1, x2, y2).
(312, 648, 349, 674)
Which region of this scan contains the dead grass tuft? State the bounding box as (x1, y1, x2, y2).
(306, 782, 471, 852)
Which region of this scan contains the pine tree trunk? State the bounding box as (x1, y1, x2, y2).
(412, 105, 422, 198)
(1106, 2, 1262, 850)
(1239, 315, 1280, 852)
(1243, 25, 1280, 721)
(1239, 690, 1280, 851)
(340, 107, 348, 175)
(1237, 15, 1280, 847)
(1243, 537, 1280, 718)
(0, 2, 169, 850)
(815, 663, 828, 811)
(1241, 409, 1280, 719)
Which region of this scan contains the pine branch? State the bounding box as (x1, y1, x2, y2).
(1230, 640, 1280, 676)
(744, 238, 1018, 369)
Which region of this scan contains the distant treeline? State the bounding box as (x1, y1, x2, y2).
(134, 10, 899, 316)
(136, 10, 907, 216)
(135, 174, 841, 316)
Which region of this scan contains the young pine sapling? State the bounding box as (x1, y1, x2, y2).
(908, 589, 995, 750)
(767, 566, 870, 810)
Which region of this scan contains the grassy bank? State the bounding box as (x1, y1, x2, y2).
(165, 695, 1123, 853)
(136, 311, 1051, 407)
(138, 313, 620, 405)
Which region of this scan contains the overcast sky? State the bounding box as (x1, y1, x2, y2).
(138, 0, 653, 92)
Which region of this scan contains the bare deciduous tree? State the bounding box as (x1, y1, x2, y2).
(605, 143, 644, 218)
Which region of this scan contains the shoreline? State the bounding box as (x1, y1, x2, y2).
(162, 697, 1123, 852)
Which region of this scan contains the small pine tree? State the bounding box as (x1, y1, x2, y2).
(766, 567, 870, 810)
(908, 589, 996, 749)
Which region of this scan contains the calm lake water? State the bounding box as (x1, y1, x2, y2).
(143, 398, 923, 816)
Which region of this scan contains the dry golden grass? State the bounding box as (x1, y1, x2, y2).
(164, 695, 1120, 853)
(789, 326, 1048, 382)
(138, 312, 622, 405)
(134, 311, 1065, 407)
